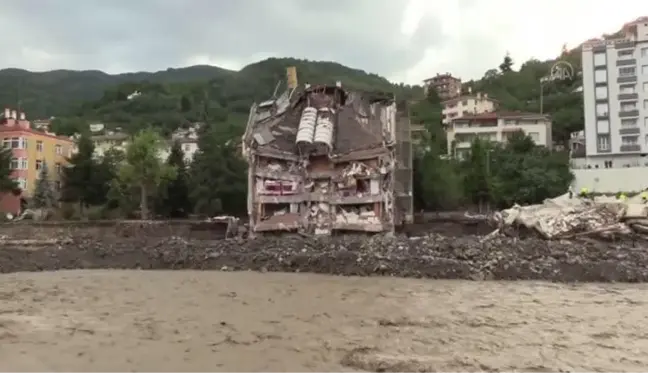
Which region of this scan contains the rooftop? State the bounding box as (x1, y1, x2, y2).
(452, 111, 550, 122)
(246, 85, 394, 157)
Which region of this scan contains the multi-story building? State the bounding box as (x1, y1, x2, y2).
(91, 131, 130, 159)
(441, 92, 497, 125)
(447, 111, 552, 158)
(242, 70, 413, 236)
(580, 17, 648, 169)
(0, 108, 75, 214)
(423, 73, 462, 100)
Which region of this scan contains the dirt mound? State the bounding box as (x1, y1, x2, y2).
(1, 234, 647, 282)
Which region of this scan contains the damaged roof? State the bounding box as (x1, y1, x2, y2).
(246, 85, 394, 157)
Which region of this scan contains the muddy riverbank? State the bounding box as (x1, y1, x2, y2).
(1, 234, 647, 282)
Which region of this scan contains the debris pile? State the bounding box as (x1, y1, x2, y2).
(2, 233, 648, 282)
(492, 193, 648, 240)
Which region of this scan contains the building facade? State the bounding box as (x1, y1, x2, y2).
(0, 108, 74, 214)
(423, 73, 462, 100)
(242, 73, 413, 236)
(580, 17, 648, 169)
(441, 93, 497, 125)
(447, 111, 552, 158)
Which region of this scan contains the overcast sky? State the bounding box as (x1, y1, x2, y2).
(0, 0, 644, 84)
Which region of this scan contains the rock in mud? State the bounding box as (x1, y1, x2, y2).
(1, 234, 648, 282)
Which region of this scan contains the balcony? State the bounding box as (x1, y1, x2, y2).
(616, 59, 636, 66)
(619, 110, 640, 118)
(618, 93, 638, 100)
(617, 76, 637, 83)
(619, 127, 640, 135)
(620, 144, 641, 152)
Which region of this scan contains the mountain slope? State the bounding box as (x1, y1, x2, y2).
(0, 58, 421, 120)
(0, 65, 235, 118)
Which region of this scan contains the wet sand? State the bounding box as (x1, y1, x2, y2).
(1, 270, 647, 372)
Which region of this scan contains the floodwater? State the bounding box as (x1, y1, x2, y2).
(1, 270, 647, 372)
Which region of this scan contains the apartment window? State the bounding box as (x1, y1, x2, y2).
(184, 144, 191, 152)
(55, 162, 62, 175)
(619, 67, 636, 77)
(644, 82, 648, 92)
(20, 158, 27, 170)
(594, 69, 607, 83)
(597, 119, 610, 132)
(604, 160, 613, 168)
(17, 178, 27, 191)
(595, 86, 608, 99)
(619, 84, 636, 94)
(35, 159, 43, 171)
(643, 65, 648, 75)
(36, 140, 43, 152)
(622, 135, 639, 145)
(55, 144, 62, 155)
(596, 102, 609, 116)
(594, 52, 606, 66)
(461, 100, 468, 106)
(528, 132, 540, 143)
(621, 101, 637, 111)
(622, 118, 638, 127)
(10, 158, 19, 170)
(645, 99, 648, 110)
(618, 49, 634, 59)
(642, 47, 648, 57)
(1, 137, 25, 149)
(597, 134, 610, 150)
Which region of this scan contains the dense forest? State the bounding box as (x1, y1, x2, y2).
(0, 52, 581, 216)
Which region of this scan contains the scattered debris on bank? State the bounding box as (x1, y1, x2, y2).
(1, 233, 648, 282)
(491, 193, 648, 240)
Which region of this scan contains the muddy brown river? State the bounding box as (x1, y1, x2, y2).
(0, 270, 647, 372)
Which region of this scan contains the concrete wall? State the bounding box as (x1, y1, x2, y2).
(572, 167, 648, 193)
(0, 220, 230, 240)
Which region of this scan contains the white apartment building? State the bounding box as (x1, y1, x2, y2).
(581, 17, 648, 169)
(447, 111, 552, 158)
(442, 93, 497, 125)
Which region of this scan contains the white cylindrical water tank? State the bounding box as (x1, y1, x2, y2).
(296, 106, 317, 144)
(3, 108, 9, 118)
(314, 108, 334, 149)
(10, 110, 17, 119)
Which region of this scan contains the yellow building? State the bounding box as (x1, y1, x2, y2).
(0, 109, 75, 197)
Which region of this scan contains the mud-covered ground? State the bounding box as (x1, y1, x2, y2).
(1, 270, 647, 372)
(1, 234, 648, 282)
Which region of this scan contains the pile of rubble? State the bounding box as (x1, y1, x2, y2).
(491, 193, 648, 240)
(2, 233, 648, 282)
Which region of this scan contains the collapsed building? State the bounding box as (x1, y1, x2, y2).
(242, 67, 413, 236)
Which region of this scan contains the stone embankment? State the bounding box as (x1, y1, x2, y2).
(1, 220, 647, 282)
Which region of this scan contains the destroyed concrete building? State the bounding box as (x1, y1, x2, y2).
(242, 68, 413, 236)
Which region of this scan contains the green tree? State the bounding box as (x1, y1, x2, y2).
(499, 53, 514, 73)
(115, 129, 176, 219)
(462, 139, 494, 211)
(32, 162, 56, 208)
(156, 141, 192, 218)
(190, 124, 247, 216)
(61, 133, 108, 214)
(0, 147, 17, 192)
(488, 132, 573, 207)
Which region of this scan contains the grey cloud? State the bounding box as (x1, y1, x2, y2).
(0, 0, 446, 80)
